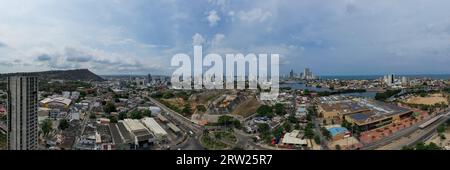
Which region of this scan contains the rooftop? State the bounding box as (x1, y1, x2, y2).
(141, 117, 168, 136)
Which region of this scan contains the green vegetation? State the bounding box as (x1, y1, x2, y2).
(321, 127, 332, 139)
(175, 91, 190, 100)
(103, 102, 117, 113)
(58, 119, 69, 130)
(317, 89, 367, 97)
(159, 100, 182, 113)
(212, 131, 237, 144)
(130, 110, 143, 119)
(256, 105, 274, 118)
(287, 114, 298, 124)
(217, 115, 241, 129)
(375, 90, 401, 101)
(41, 119, 53, 137)
(414, 142, 442, 150)
(118, 112, 127, 120)
(109, 116, 118, 123)
(89, 112, 97, 119)
(196, 105, 207, 112)
(162, 92, 175, 99)
(113, 93, 129, 100)
(39, 80, 92, 94)
(181, 104, 192, 116)
(274, 103, 286, 115)
(314, 135, 321, 144)
(200, 135, 229, 150)
(437, 124, 446, 134)
(128, 109, 152, 119)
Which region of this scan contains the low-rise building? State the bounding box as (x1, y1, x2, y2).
(325, 125, 351, 141)
(281, 130, 307, 147)
(122, 119, 155, 149)
(141, 117, 168, 142)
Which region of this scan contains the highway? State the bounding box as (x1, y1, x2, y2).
(363, 110, 450, 150)
(148, 96, 205, 150)
(381, 111, 450, 150)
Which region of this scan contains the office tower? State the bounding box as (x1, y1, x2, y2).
(7, 76, 39, 150)
(303, 68, 312, 80)
(402, 76, 409, 85)
(385, 74, 395, 86)
(289, 69, 294, 79)
(147, 74, 152, 83)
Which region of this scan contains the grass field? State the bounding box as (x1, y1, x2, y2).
(200, 135, 229, 150)
(213, 131, 237, 144)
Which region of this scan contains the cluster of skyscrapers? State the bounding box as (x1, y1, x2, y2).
(383, 74, 409, 86)
(289, 68, 316, 80)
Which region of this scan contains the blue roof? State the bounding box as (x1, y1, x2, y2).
(327, 127, 349, 137)
(350, 112, 370, 121)
(297, 107, 306, 113)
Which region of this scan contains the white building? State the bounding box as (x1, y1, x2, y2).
(141, 118, 168, 141)
(281, 130, 307, 147)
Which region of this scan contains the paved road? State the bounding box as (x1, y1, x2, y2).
(381, 112, 450, 150)
(363, 110, 450, 150)
(234, 129, 266, 150)
(148, 96, 206, 150)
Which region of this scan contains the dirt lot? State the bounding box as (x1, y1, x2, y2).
(162, 98, 186, 108)
(405, 93, 448, 105)
(231, 96, 261, 118)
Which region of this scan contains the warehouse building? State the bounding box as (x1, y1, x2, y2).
(141, 117, 168, 142)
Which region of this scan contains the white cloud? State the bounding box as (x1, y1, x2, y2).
(207, 10, 221, 26)
(237, 9, 272, 23)
(211, 33, 226, 48)
(192, 33, 206, 46)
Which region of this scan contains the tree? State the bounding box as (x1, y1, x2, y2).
(321, 127, 332, 139)
(109, 116, 118, 123)
(274, 103, 285, 115)
(304, 127, 314, 139)
(282, 122, 292, 132)
(103, 102, 117, 113)
(181, 104, 192, 115)
(118, 112, 127, 120)
(314, 135, 321, 144)
(437, 124, 446, 134)
(307, 106, 318, 117)
(218, 115, 241, 129)
(257, 123, 270, 134)
(196, 105, 207, 112)
(89, 112, 96, 119)
(162, 92, 174, 99)
(218, 115, 234, 126)
(130, 110, 143, 119)
(142, 110, 152, 117)
(58, 119, 70, 130)
(256, 105, 273, 118)
(41, 119, 53, 137)
(288, 114, 298, 124)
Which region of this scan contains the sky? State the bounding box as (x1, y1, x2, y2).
(1, 0, 450, 76)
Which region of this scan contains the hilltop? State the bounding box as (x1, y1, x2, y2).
(0, 69, 104, 81)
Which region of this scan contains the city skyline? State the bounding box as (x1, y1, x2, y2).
(2, 0, 450, 76)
